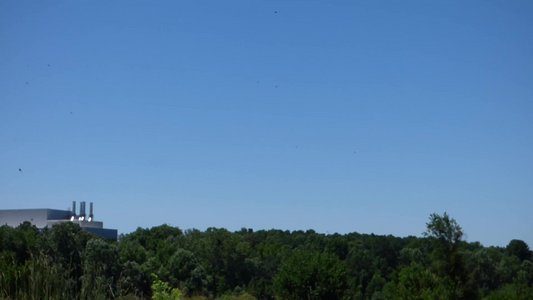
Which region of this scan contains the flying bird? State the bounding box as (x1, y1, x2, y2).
(18, 168, 22, 172)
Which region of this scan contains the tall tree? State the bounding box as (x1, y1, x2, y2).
(273, 250, 347, 300)
(424, 212, 474, 299)
(507, 240, 531, 262)
(81, 238, 120, 299)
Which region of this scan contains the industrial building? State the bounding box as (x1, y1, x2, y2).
(0, 201, 117, 240)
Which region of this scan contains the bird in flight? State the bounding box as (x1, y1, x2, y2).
(18, 168, 22, 172)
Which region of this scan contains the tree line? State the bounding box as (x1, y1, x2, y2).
(0, 212, 532, 299)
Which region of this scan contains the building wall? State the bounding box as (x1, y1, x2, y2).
(0, 208, 117, 240)
(47, 209, 72, 221)
(0, 209, 50, 228)
(47, 219, 104, 229)
(83, 227, 118, 240)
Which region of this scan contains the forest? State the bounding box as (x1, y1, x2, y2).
(0, 212, 532, 300)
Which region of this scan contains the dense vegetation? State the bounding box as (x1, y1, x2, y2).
(0, 213, 532, 299)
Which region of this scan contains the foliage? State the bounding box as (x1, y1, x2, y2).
(0, 212, 531, 299)
(424, 212, 463, 245)
(273, 250, 347, 299)
(151, 274, 183, 300)
(507, 239, 531, 261)
(382, 263, 457, 300)
(81, 238, 120, 299)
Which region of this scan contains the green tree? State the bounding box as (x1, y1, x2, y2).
(163, 248, 208, 295)
(424, 213, 464, 278)
(507, 240, 531, 262)
(44, 222, 92, 296)
(424, 213, 463, 249)
(424, 212, 477, 299)
(382, 263, 456, 300)
(151, 274, 182, 300)
(273, 250, 347, 300)
(81, 238, 120, 299)
(466, 248, 500, 295)
(117, 260, 150, 298)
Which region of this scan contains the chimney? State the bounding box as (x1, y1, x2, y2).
(89, 202, 94, 221)
(72, 201, 77, 217)
(80, 201, 86, 219)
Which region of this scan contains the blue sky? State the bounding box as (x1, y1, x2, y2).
(1, 0, 532, 246)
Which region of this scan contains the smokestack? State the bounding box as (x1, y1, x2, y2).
(72, 201, 77, 217)
(80, 201, 86, 220)
(89, 202, 94, 221)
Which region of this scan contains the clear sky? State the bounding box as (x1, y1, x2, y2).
(1, 1, 532, 247)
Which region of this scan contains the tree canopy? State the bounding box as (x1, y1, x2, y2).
(0, 213, 531, 299)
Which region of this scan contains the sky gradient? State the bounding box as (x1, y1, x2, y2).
(1, 0, 532, 246)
